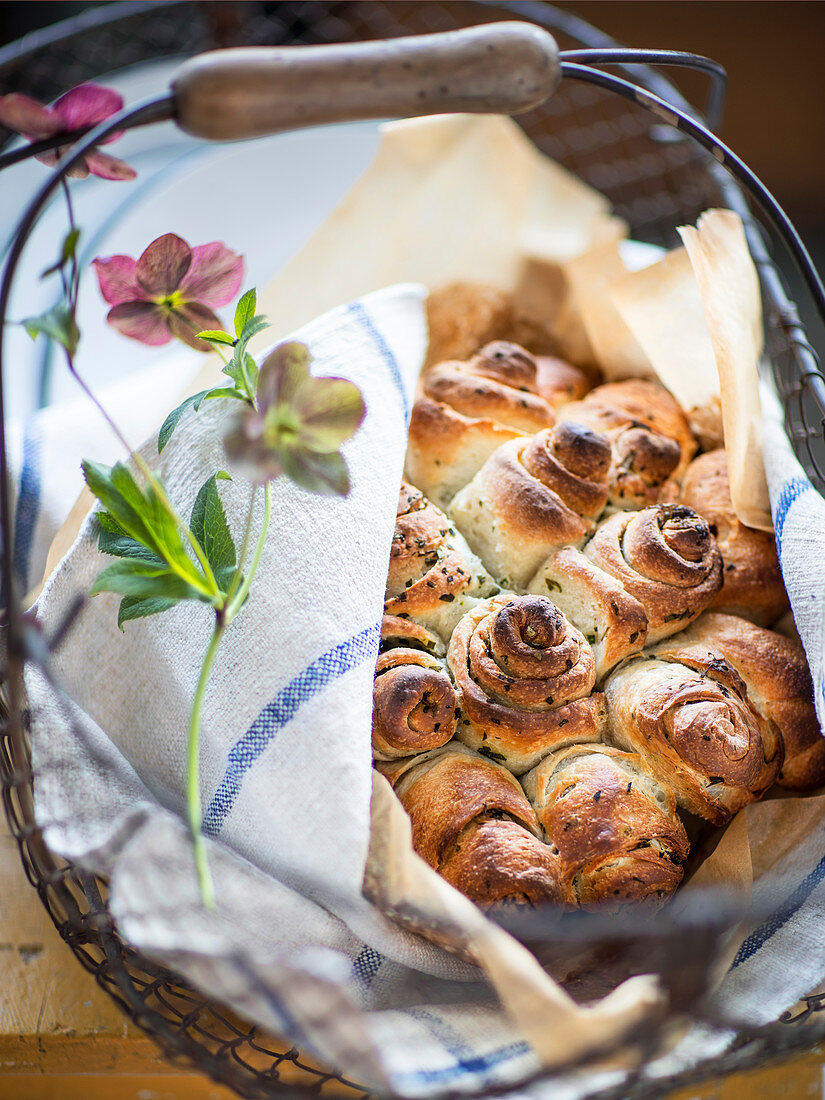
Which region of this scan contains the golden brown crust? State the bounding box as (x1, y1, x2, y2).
(380, 614, 445, 658)
(605, 647, 782, 824)
(385, 481, 495, 640)
(406, 396, 522, 510)
(522, 744, 689, 908)
(448, 422, 612, 589)
(527, 547, 648, 680)
(560, 379, 697, 509)
(669, 612, 825, 791)
(680, 451, 789, 627)
(390, 745, 564, 909)
(372, 649, 458, 760)
(447, 595, 603, 774)
(584, 504, 723, 643)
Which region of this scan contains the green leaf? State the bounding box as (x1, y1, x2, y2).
(190, 473, 237, 592)
(42, 228, 81, 278)
(157, 390, 210, 453)
(196, 329, 235, 347)
(90, 558, 209, 602)
(117, 594, 177, 630)
(22, 302, 79, 356)
(98, 520, 166, 567)
(234, 289, 256, 339)
(201, 385, 248, 404)
(238, 315, 269, 346)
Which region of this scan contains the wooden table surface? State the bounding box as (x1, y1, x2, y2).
(1, 804, 823, 1100)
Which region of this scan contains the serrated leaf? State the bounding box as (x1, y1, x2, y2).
(42, 228, 81, 278)
(234, 289, 256, 339)
(90, 558, 209, 602)
(190, 473, 237, 593)
(196, 329, 235, 346)
(158, 390, 210, 453)
(98, 521, 166, 567)
(117, 594, 177, 629)
(244, 352, 259, 392)
(22, 302, 79, 356)
(200, 385, 248, 405)
(215, 470, 232, 481)
(238, 315, 269, 347)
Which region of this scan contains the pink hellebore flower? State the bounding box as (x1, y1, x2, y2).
(93, 234, 244, 352)
(0, 83, 135, 180)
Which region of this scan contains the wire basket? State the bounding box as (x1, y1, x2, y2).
(2, 3, 825, 1098)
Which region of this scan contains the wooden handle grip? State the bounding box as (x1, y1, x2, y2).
(172, 23, 560, 142)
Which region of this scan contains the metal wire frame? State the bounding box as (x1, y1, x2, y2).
(3, 2, 825, 1097)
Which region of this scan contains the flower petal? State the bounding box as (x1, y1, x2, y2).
(93, 255, 144, 306)
(85, 149, 136, 180)
(256, 342, 310, 413)
(294, 376, 366, 452)
(282, 446, 351, 496)
(0, 93, 61, 138)
(181, 242, 244, 307)
(224, 410, 284, 484)
(136, 233, 192, 297)
(53, 84, 124, 141)
(107, 301, 172, 346)
(166, 302, 224, 352)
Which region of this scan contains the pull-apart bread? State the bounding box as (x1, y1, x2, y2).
(373, 327, 823, 913)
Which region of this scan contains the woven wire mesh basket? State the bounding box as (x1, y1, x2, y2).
(3, 2, 825, 1097)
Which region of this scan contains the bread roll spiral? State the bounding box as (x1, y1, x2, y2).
(372, 648, 458, 760)
(680, 450, 789, 627)
(527, 547, 648, 680)
(522, 744, 689, 907)
(605, 645, 782, 824)
(667, 613, 825, 791)
(382, 744, 564, 909)
(584, 504, 723, 644)
(385, 482, 496, 641)
(407, 340, 589, 509)
(449, 421, 612, 589)
(447, 595, 604, 774)
(559, 379, 697, 509)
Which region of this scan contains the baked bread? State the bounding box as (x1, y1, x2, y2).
(522, 744, 689, 908)
(680, 450, 789, 627)
(380, 614, 445, 658)
(584, 504, 723, 644)
(559, 379, 697, 510)
(385, 481, 497, 642)
(447, 594, 605, 774)
(381, 744, 565, 909)
(407, 340, 590, 508)
(372, 647, 458, 760)
(605, 644, 782, 824)
(448, 421, 612, 589)
(666, 612, 825, 791)
(527, 547, 648, 680)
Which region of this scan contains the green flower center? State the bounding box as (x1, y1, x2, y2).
(156, 290, 186, 314)
(263, 403, 302, 446)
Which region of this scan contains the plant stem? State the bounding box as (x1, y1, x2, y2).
(187, 614, 224, 909)
(224, 485, 257, 607)
(185, 480, 272, 906)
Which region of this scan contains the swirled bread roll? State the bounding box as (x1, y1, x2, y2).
(381, 744, 564, 909)
(527, 547, 648, 680)
(449, 421, 612, 590)
(559, 379, 697, 509)
(372, 648, 458, 760)
(385, 482, 497, 642)
(605, 645, 782, 824)
(584, 504, 723, 644)
(680, 450, 789, 627)
(666, 613, 825, 791)
(447, 595, 604, 775)
(380, 614, 445, 658)
(407, 340, 589, 508)
(522, 745, 689, 908)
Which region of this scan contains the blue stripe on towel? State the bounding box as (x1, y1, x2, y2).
(732, 845, 825, 968)
(352, 945, 384, 990)
(202, 622, 381, 836)
(346, 300, 411, 422)
(13, 420, 42, 590)
(773, 476, 811, 557)
(397, 1039, 530, 1087)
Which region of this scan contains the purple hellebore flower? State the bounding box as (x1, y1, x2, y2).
(224, 341, 366, 496)
(0, 83, 135, 180)
(93, 233, 245, 351)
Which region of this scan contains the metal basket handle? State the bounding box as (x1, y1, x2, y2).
(173, 23, 560, 141)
